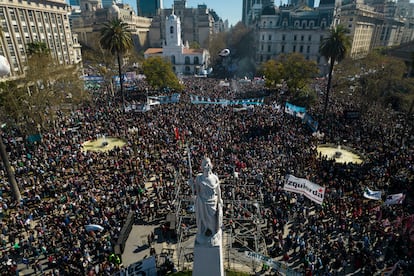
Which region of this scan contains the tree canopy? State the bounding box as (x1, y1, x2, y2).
(142, 56, 183, 91)
(260, 52, 318, 99)
(0, 44, 86, 135)
(208, 23, 256, 78)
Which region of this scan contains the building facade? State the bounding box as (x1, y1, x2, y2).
(0, 0, 82, 78)
(256, 2, 335, 73)
(70, 1, 152, 52)
(338, 0, 406, 59)
(144, 11, 210, 75)
(148, 0, 224, 49)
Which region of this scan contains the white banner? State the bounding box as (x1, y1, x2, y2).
(244, 251, 301, 276)
(283, 175, 325, 205)
(363, 188, 382, 201)
(384, 193, 405, 205)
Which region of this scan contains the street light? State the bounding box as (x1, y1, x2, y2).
(0, 55, 22, 202)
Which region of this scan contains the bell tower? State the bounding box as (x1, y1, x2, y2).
(165, 9, 182, 47)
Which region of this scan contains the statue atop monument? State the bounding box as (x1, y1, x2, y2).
(190, 156, 223, 246)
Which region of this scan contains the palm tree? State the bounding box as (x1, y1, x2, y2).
(99, 18, 133, 112)
(319, 25, 351, 119)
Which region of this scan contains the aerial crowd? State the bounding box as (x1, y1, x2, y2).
(0, 76, 413, 275)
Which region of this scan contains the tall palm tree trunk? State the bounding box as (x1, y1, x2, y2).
(0, 136, 21, 202)
(117, 53, 125, 113)
(323, 59, 335, 120)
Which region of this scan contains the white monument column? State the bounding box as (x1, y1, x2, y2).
(190, 157, 224, 276)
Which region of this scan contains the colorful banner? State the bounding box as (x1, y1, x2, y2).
(283, 175, 325, 205)
(285, 102, 306, 118)
(363, 188, 382, 200)
(384, 193, 405, 205)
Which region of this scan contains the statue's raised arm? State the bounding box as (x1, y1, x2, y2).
(193, 156, 222, 246)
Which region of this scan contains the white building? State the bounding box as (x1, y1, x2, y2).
(144, 11, 210, 76)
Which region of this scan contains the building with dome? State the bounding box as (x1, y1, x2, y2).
(144, 11, 210, 76)
(70, 0, 152, 52)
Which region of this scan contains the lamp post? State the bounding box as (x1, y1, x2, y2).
(0, 55, 21, 202)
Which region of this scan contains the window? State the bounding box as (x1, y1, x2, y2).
(282, 34, 286, 41)
(268, 35, 272, 41)
(261, 44, 264, 51)
(281, 45, 285, 53)
(171, 55, 176, 64)
(194, 56, 199, 65)
(170, 26, 174, 34)
(301, 35, 304, 41)
(307, 45, 310, 53)
(262, 34, 264, 40)
(308, 35, 311, 41)
(185, 66, 190, 72)
(300, 45, 303, 53)
(267, 45, 271, 52)
(294, 35, 297, 41)
(293, 45, 296, 52)
(185, 56, 190, 64)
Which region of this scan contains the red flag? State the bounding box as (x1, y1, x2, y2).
(174, 127, 180, 140)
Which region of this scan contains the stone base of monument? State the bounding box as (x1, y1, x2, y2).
(193, 244, 224, 276)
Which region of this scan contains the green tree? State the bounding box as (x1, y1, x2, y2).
(100, 18, 133, 112)
(26, 41, 50, 56)
(142, 56, 183, 91)
(260, 53, 318, 98)
(319, 25, 351, 119)
(279, 53, 318, 95)
(259, 59, 283, 89)
(189, 41, 201, 49)
(0, 32, 21, 202)
(0, 43, 85, 135)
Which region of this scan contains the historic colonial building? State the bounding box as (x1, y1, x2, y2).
(144, 11, 210, 76)
(70, 0, 151, 51)
(148, 0, 225, 49)
(255, 1, 335, 73)
(0, 0, 82, 78)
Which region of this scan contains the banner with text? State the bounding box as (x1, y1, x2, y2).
(190, 95, 264, 106)
(283, 175, 325, 205)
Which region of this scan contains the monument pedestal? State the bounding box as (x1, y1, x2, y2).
(192, 244, 224, 276)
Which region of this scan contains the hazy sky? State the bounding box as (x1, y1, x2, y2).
(123, 0, 321, 26)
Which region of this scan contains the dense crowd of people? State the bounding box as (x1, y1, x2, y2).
(0, 76, 412, 275)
